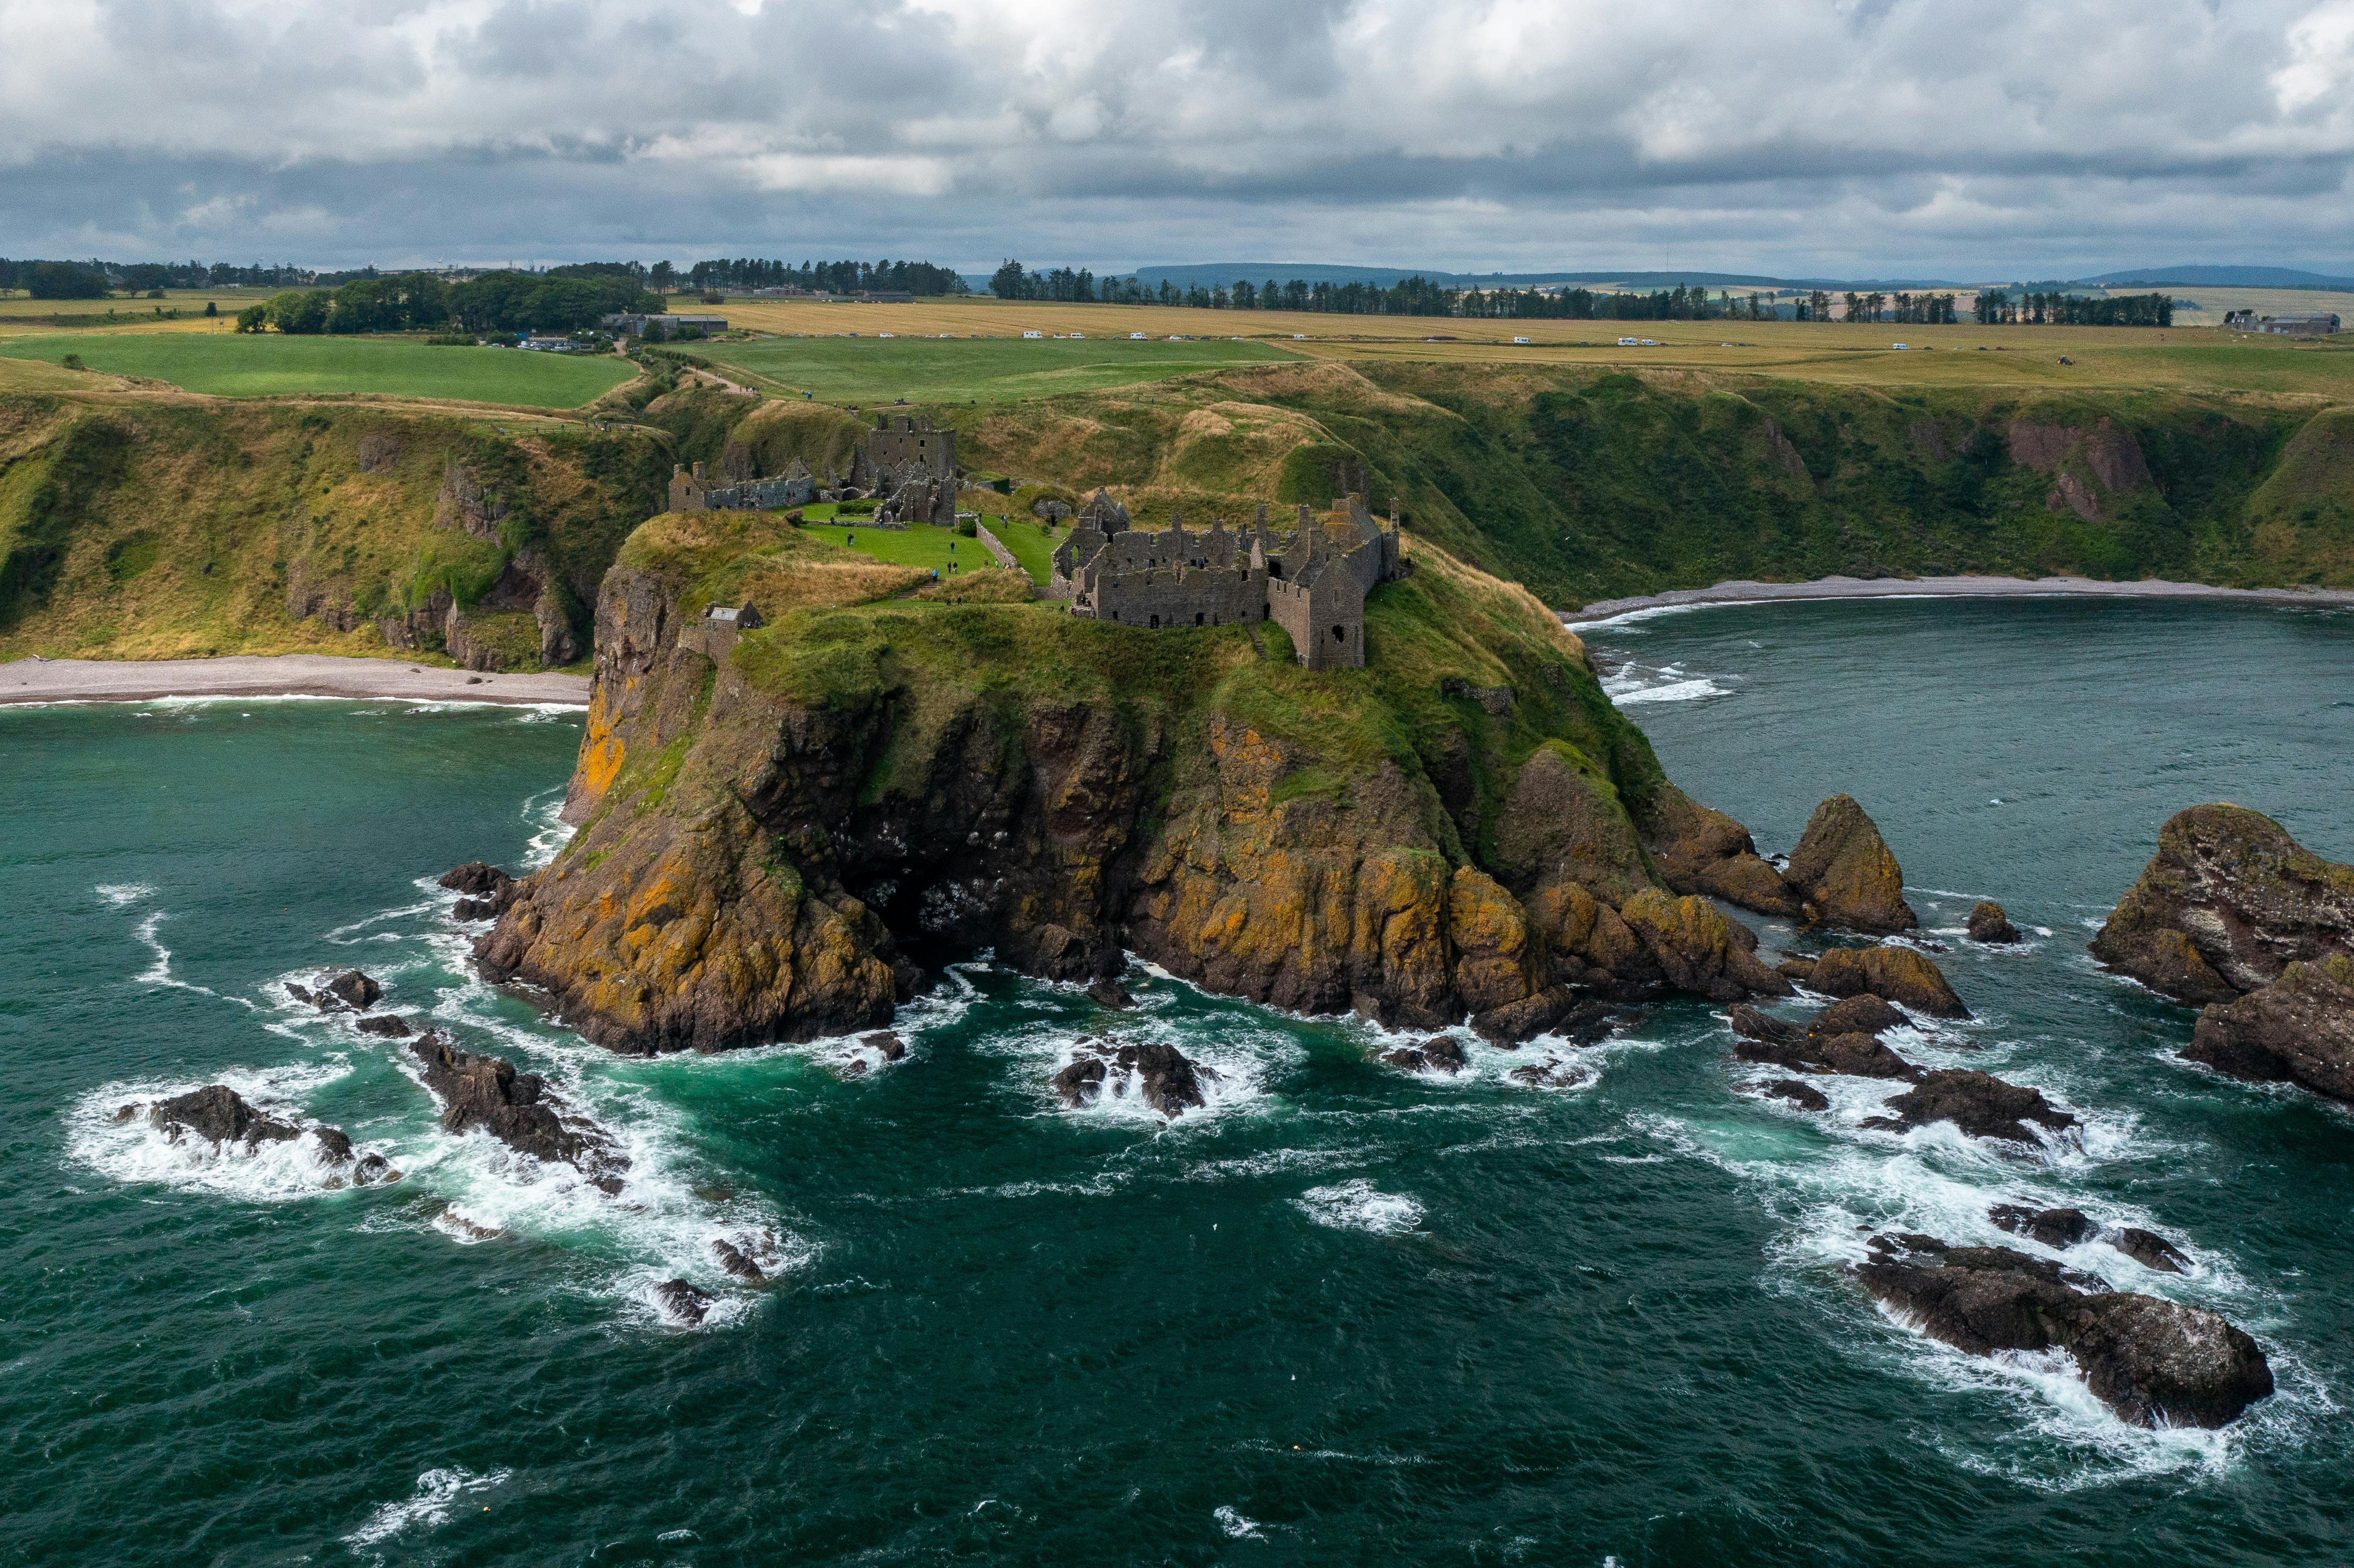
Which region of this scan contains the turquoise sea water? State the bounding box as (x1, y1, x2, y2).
(2, 599, 2350, 1566)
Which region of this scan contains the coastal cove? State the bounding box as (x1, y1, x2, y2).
(3, 596, 2351, 1564)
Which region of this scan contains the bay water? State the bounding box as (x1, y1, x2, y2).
(3, 598, 2350, 1565)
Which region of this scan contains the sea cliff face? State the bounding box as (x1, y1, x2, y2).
(478, 512, 1793, 1052)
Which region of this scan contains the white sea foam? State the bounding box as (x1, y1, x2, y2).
(1606, 674, 1733, 705)
(127, 909, 261, 1010)
(1213, 1506, 1265, 1539)
(95, 882, 152, 905)
(66, 1062, 383, 1202)
(343, 1466, 513, 1554)
(1294, 1179, 1423, 1235)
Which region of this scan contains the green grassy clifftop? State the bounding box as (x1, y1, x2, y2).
(477, 513, 1793, 1052)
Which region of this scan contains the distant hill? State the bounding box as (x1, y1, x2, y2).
(2075, 265, 2354, 290)
(1126, 264, 1989, 292)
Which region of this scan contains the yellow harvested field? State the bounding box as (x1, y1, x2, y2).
(2154, 286, 2354, 327)
(693, 297, 2354, 399)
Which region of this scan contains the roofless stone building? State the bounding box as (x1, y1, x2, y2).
(1048, 492, 1407, 670)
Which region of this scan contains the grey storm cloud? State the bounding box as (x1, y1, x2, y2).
(3, 0, 2353, 272)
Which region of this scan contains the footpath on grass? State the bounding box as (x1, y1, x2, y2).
(2, 655, 589, 707)
(1565, 573, 2354, 624)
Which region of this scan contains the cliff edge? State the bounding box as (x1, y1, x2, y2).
(477, 510, 1794, 1052)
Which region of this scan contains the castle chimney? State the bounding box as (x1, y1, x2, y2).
(692, 461, 705, 481)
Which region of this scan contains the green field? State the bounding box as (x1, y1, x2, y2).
(805, 508, 1050, 583)
(0, 333, 639, 409)
(703, 334, 1301, 404)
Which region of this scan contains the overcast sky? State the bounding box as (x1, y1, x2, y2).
(4, 0, 2353, 277)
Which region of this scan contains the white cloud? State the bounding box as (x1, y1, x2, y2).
(0, 0, 2349, 271)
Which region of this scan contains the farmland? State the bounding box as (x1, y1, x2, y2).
(692, 297, 2354, 401)
(698, 332, 1298, 405)
(0, 332, 639, 409)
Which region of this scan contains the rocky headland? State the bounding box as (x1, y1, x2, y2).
(2093, 804, 2354, 1105)
(471, 509, 1911, 1056)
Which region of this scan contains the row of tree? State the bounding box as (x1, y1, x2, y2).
(236, 266, 666, 335)
(0, 258, 318, 296)
(1973, 290, 2173, 326)
(988, 263, 1791, 320)
(681, 258, 967, 296)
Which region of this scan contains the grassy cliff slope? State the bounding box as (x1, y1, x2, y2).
(0, 394, 668, 662)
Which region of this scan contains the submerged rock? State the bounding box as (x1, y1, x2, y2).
(2092, 804, 2354, 1003)
(1086, 976, 1136, 1010)
(1381, 1036, 1469, 1076)
(1054, 1039, 1214, 1117)
(1988, 1203, 2097, 1249)
(654, 1278, 714, 1326)
(144, 1085, 391, 1181)
(1785, 794, 1919, 934)
(1508, 1059, 1589, 1090)
(407, 1032, 628, 1191)
(1854, 1233, 2271, 1428)
(1810, 993, 1908, 1039)
(1052, 1055, 1106, 1108)
(2184, 954, 2354, 1104)
(324, 971, 382, 1011)
(1967, 901, 2022, 944)
(2114, 1227, 2192, 1275)
(1749, 1077, 1830, 1111)
(1730, 1006, 1919, 1080)
(859, 1031, 907, 1062)
(440, 862, 514, 899)
(711, 1237, 767, 1284)
(149, 1085, 302, 1147)
(1862, 1069, 2074, 1143)
(1471, 984, 1578, 1045)
(1808, 946, 1969, 1018)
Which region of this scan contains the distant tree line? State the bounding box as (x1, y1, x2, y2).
(988, 262, 1798, 320)
(0, 258, 318, 296)
(682, 258, 968, 296)
(1973, 290, 2173, 327)
(236, 266, 665, 335)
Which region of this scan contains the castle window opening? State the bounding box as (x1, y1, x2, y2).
(1150, 614, 1159, 628)
(1195, 612, 1204, 626)
(1332, 625, 1346, 643)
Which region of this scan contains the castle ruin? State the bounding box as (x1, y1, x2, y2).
(1048, 492, 1406, 670)
(668, 412, 959, 528)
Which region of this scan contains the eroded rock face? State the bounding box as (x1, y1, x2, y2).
(1809, 946, 1969, 1018)
(407, 1032, 628, 1191)
(2184, 954, 2354, 1102)
(1854, 1233, 2271, 1428)
(1863, 1069, 2074, 1143)
(2092, 804, 2354, 1001)
(481, 549, 1819, 1056)
(1618, 889, 1792, 1002)
(1636, 782, 1801, 916)
(1382, 1037, 1469, 1075)
(1785, 795, 1919, 934)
